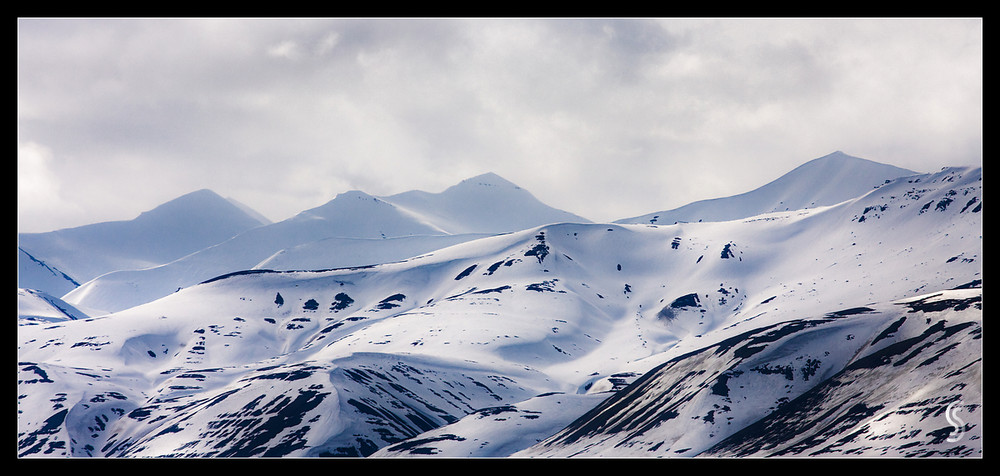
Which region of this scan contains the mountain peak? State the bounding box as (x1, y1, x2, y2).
(334, 189, 381, 201)
(133, 188, 271, 233)
(17, 188, 273, 290)
(785, 151, 917, 181)
(800, 150, 921, 173)
(453, 172, 522, 191)
(298, 189, 408, 223)
(137, 189, 233, 220)
(161, 188, 221, 203)
(380, 172, 590, 235)
(806, 150, 878, 166)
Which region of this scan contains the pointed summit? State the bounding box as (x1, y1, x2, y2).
(786, 151, 914, 177)
(134, 189, 269, 230)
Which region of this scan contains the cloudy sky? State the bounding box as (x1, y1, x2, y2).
(18, 18, 982, 233)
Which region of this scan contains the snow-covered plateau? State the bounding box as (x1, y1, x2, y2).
(17, 152, 982, 458)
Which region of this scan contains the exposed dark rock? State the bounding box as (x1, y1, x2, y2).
(670, 293, 701, 309)
(330, 292, 354, 312)
(454, 264, 477, 280)
(376, 294, 406, 310)
(524, 232, 550, 264)
(526, 280, 563, 293)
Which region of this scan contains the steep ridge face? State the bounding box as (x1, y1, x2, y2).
(17, 189, 270, 294)
(18, 247, 80, 297)
(616, 151, 918, 225)
(61, 174, 589, 314)
(516, 288, 981, 458)
(700, 290, 982, 458)
(17, 165, 981, 458)
(17, 288, 91, 323)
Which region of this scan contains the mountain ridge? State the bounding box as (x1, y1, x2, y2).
(17, 247, 80, 297)
(23, 153, 942, 316)
(615, 151, 918, 225)
(17, 188, 270, 290)
(56, 172, 591, 314)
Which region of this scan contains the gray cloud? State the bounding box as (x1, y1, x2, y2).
(18, 18, 982, 233)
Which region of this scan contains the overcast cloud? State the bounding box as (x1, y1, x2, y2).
(17, 18, 983, 233)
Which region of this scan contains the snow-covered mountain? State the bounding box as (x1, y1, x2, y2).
(384, 172, 591, 234)
(17, 162, 982, 458)
(60, 173, 589, 314)
(17, 189, 270, 296)
(615, 151, 917, 225)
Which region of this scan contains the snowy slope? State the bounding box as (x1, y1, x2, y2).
(18, 247, 80, 297)
(226, 196, 273, 226)
(517, 288, 981, 458)
(251, 233, 494, 271)
(17, 165, 981, 458)
(701, 289, 982, 458)
(62, 174, 589, 314)
(17, 288, 91, 323)
(615, 151, 917, 225)
(17, 189, 270, 294)
(371, 392, 611, 457)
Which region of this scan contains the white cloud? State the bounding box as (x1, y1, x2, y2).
(16, 18, 983, 230)
(17, 142, 84, 232)
(18, 142, 58, 201)
(266, 40, 300, 60)
(315, 32, 340, 55)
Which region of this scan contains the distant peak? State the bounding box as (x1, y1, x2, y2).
(187, 188, 219, 196)
(321, 190, 396, 209)
(128, 188, 271, 231)
(168, 188, 223, 202)
(802, 151, 915, 173)
(816, 150, 859, 161)
(141, 189, 226, 215)
(470, 171, 504, 180)
(335, 190, 380, 201)
(456, 172, 521, 190)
